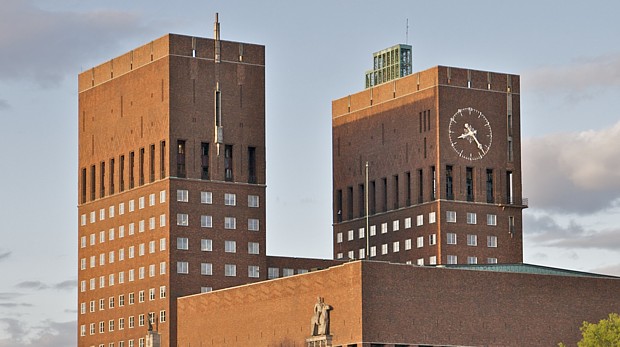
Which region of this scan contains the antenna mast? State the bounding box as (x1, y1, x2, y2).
(406, 18, 409, 44)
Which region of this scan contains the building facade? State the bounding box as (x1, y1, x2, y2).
(177, 261, 620, 347)
(333, 64, 526, 265)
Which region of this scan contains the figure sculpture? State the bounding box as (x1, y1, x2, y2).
(310, 297, 332, 336)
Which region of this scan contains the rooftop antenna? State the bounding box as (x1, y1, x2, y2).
(214, 13, 221, 63)
(406, 18, 409, 44)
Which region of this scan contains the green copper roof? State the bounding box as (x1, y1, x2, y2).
(441, 263, 618, 279)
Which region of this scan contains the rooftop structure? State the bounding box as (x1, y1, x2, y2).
(364, 44, 412, 88)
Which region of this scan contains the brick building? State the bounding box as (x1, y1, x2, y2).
(177, 260, 620, 347)
(333, 64, 526, 265)
(77, 21, 339, 347)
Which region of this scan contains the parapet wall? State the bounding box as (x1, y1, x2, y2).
(78, 33, 265, 92)
(333, 66, 520, 118)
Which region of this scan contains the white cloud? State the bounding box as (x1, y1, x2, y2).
(0, 0, 153, 87)
(0, 319, 75, 347)
(523, 120, 620, 214)
(525, 52, 620, 94)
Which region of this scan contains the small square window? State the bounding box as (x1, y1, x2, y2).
(429, 256, 437, 265)
(467, 256, 478, 264)
(487, 214, 497, 226)
(447, 255, 458, 264)
(225, 264, 237, 277)
(225, 240, 236, 253)
(381, 223, 388, 234)
(467, 212, 477, 224)
(201, 239, 212, 251)
(447, 233, 457, 245)
(201, 263, 212, 275)
(248, 218, 259, 231)
(224, 217, 236, 229)
(177, 214, 188, 226)
(224, 193, 236, 206)
(201, 191, 212, 204)
(248, 195, 259, 208)
(429, 212, 436, 224)
(177, 190, 188, 202)
(404, 217, 412, 229)
(248, 242, 259, 255)
(159, 190, 166, 203)
(446, 211, 456, 223)
(177, 237, 188, 250)
(201, 215, 212, 228)
(177, 262, 189, 274)
(248, 265, 260, 278)
(487, 257, 498, 264)
(393, 220, 400, 231)
(467, 234, 477, 246)
(487, 235, 498, 248)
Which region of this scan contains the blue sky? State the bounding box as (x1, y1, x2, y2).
(1, 0, 620, 345)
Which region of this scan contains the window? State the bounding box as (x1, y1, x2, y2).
(80, 236, 86, 248)
(486, 169, 494, 203)
(201, 142, 210, 180)
(268, 267, 279, 279)
(248, 146, 257, 183)
(160, 214, 166, 227)
(201, 239, 212, 251)
(139, 243, 145, 256)
(149, 264, 155, 277)
(248, 265, 260, 278)
(139, 314, 145, 326)
(118, 271, 124, 283)
(429, 212, 436, 224)
(99, 298, 105, 310)
(248, 242, 259, 254)
(100, 253, 105, 265)
(467, 256, 478, 264)
(80, 258, 86, 270)
(509, 216, 515, 233)
(429, 234, 437, 246)
(99, 321, 105, 333)
(138, 220, 145, 232)
(225, 240, 236, 253)
(201, 215, 212, 228)
(225, 217, 236, 229)
(89, 323, 95, 335)
(201, 191, 212, 204)
(393, 241, 400, 252)
(149, 217, 155, 230)
(201, 263, 213, 275)
(177, 237, 188, 250)
(129, 316, 135, 328)
(405, 239, 412, 250)
(248, 195, 259, 208)
(109, 297, 115, 309)
(100, 231, 105, 243)
(381, 244, 388, 255)
(347, 229, 354, 241)
(358, 227, 365, 239)
(160, 140, 166, 179)
(119, 318, 125, 330)
(119, 249, 124, 261)
(370, 246, 376, 257)
(467, 234, 478, 246)
(282, 268, 294, 277)
(224, 145, 233, 181)
(369, 225, 376, 236)
(177, 190, 188, 202)
(467, 212, 477, 224)
(487, 236, 498, 248)
(224, 193, 236, 206)
(225, 264, 236, 277)
(381, 223, 388, 234)
(149, 144, 155, 182)
(487, 214, 497, 226)
(129, 292, 134, 305)
(393, 220, 400, 231)
(248, 218, 259, 231)
(129, 223, 134, 235)
(119, 295, 125, 306)
(138, 267, 145, 279)
(160, 262, 166, 275)
(138, 196, 145, 209)
(429, 256, 437, 265)
(359, 248, 365, 259)
(348, 250, 354, 259)
(466, 167, 474, 201)
(177, 140, 186, 178)
(90, 211, 96, 224)
(128, 269, 134, 281)
(404, 217, 412, 229)
(109, 251, 115, 263)
(447, 233, 457, 245)
(417, 258, 424, 266)
(118, 225, 125, 238)
(336, 232, 343, 243)
(417, 236, 424, 248)
(416, 215, 423, 226)
(160, 286, 166, 298)
(159, 190, 166, 203)
(177, 213, 188, 226)
(487, 257, 498, 264)
(447, 255, 458, 264)
(160, 310, 166, 323)
(177, 262, 189, 274)
(445, 165, 453, 200)
(201, 287, 212, 293)
(159, 238, 166, 251)
(446, 211, 456, 223)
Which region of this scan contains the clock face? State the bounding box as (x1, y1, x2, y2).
(448, 107, 492, 160)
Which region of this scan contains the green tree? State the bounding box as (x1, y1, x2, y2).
(560, 313, 620, 347)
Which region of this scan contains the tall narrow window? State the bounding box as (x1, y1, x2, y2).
(446, 165, 453, 200)
(119, 155, 125, 192)
(466, 167, 474, 202)
(248, 146, 256, 184)
(506, 171, 513, 204)
(81, 168, 87, 204)
(160, 140, 166, 179)
(418, 169, 423, 203)
(336, 189, 343, 223)
(358, 184, 365, 218)
(201, 143, 209, 180)
(90, 165, 96, 201)
(370, 180, 376, 214)
(109, 158, 115, 195)
(382, 178, 388, 212)
(347, 186, 353, 220)
(100, 162, 105, 198)
(129, 151, 135, 189)
(224, 145, 233, 181)
(430, 166, 436, 200)
(486, 169, 494, 203)
(393, 175, 399, 209)
(177, 140, 186, 178)
(405, 172, 411, 206)
(149, 144, 155, 182)
(139, 148, 145, 186)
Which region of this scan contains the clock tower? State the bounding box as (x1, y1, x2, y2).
(332, 61, 526, 265)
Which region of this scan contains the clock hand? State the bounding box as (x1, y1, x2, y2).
(470, 132, 483, 151)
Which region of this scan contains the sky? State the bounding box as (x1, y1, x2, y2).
(0, 0, 620, 345)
